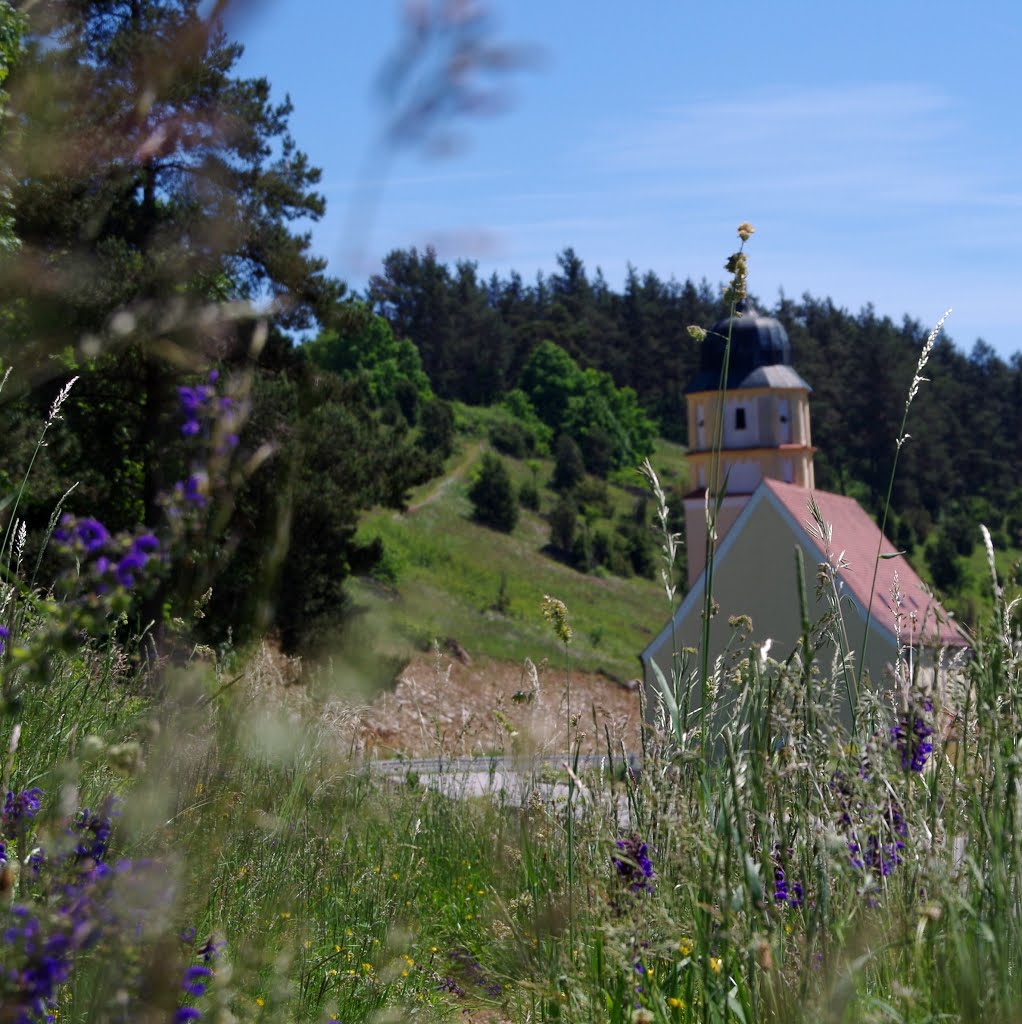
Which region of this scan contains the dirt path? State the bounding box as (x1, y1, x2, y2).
(403, 440, 485, 516)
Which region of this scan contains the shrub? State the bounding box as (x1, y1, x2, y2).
(468, 453, 518, 532)
(548, 493, 578, 553)
(518, 476, 540, 511)
(489, 417, 535, 458)
(419, 398, 455, 459)
(551, 433, 585, 492)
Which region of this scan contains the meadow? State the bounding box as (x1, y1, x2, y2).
(2, 281, 1021, 1024)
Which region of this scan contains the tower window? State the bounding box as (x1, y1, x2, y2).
(735, 407, 746, 430)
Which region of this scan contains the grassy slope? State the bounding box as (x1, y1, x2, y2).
(347, 415, 688, 684)
(905, 535, 1021, 631)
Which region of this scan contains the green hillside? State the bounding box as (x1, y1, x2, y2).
(345, 411, 689, 684)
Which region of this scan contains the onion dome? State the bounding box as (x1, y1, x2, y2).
(686, 302, 810, 393)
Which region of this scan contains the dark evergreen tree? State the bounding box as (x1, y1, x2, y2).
(418, 397, 455, 460)
(551, 434, 585, 493)
(468, 452, 518, 533)
(0, 1, 443, 651)
(548, 493, 578, 554)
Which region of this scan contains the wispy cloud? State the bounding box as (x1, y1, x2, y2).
(592, 82, 1001, 209)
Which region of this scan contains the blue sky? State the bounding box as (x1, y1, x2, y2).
(229, 1, 1022, 361)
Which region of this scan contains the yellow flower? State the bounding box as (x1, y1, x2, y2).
(392, 872, 400, 880)
(255, 996, 265, 1007)
(279, 911, 291, 920)
(668, 997, 685, 1009)
(709, 957, 723, 975)
(678, 937, 694, 957)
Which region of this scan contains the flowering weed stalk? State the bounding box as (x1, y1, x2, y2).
(857, 309, 951, 693)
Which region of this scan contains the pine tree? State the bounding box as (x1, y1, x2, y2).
(0, 0, 337, 530)
(468, 453, 518, 533)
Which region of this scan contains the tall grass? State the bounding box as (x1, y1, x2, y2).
(2, 231, 1021, 1024)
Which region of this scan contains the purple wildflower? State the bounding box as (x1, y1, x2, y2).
(182, 965, 213, 997)
(69, 797, 119, 863)
(0, 624, 8, 655)
(116, 551, 146, 588)
(3, 787, 44, 840)
(74, 517, 110, 553)
(613, 835, 655, 893)
(132, 533, 160, 555)
(891, 700, 934, 773)
(196, 936, 226, 963)
(175, 1011, 202, 1023)
(184, 472, 209, 508)
(771, 847, 804, 908)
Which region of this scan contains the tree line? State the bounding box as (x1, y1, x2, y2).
(1, 0, 1017, 656)
(367, 245, 1022, 592)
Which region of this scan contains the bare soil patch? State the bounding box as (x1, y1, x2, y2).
(346, 650, 643, 759)
(240, 641, 644, 759)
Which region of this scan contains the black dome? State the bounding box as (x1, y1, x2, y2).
(687, 303, 798, 392)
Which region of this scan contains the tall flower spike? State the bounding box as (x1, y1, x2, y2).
(905, 309, 951, 412)
(541, 594, 572, 644)
(48, 375, 79, 423)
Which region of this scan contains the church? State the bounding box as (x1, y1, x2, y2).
(640, 305, 966, 719)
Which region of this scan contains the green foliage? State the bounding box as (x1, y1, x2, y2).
(2, 0, 337, 361)
(467, 451, 518, 533)
(518, 474, 540, 511)
(548, 492, 578, 553)
(488, 414, 545, 459)
(926, 531, 965, 593)
(501, 388, 553, 452)
(551, 433, 585, 493)
(562, 367, 657, 474)
(418, 397, 456, 460)
(0, 1, 24, 255)
(519, 340, 584, 431)
(0, 0, 392, 650)
(304, 302, 433, 410)
(519, 341, 655, 473)
(207, 364, 432, 651)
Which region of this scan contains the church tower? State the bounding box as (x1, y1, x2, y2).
(683, 304, 815, 587)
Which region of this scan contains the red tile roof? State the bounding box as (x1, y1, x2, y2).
(762, 479, 967, 648)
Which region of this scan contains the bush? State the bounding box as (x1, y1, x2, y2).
(548, 493, 578, 553)
(926, 533, 964, 592)
(468, 453, 518, 532)
(489, 418, 536, 458)
(419, 398, 455, 460)
(580, 424, 614, 478)
(518, 476, 541, 511)
(552, 433, 585, 492)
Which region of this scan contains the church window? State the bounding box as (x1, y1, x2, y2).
(735, 407, 746, 430)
